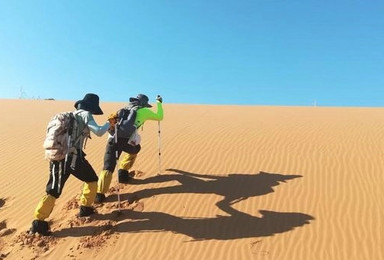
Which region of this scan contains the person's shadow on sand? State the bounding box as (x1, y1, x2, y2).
(126, 169, 303, 216)
(55, 207, 313, 240)
(118, 208, 314, 240)
(54, 170, 314, 240)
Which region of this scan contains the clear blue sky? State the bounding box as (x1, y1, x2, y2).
(0, 0, 383, 106)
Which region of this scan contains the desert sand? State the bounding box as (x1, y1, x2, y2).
(0, 99, 383, 260)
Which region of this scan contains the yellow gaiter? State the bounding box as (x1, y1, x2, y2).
(97, 170, 113, 194)
(34, 194, 56, 220)
(80, 181, 97, 207)
(119, 153, 137, 171)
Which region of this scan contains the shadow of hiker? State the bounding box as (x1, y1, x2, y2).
(54, 207, 314, 240)
(126, 169, 302, 216)
(53, 170, 314, 240)
(123, 208, 314, 240)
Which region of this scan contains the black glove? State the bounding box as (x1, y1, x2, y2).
(156, 95, 163, 103)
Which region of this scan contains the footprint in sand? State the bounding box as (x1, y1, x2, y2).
(0, 220, 16, 237)
(132, 170, 144, 177)
(0, 198, 5, 208)
(0, 221, 6, 230)
(0, 238, 4, 258)
(132, 202, 144, 212)
(0, 228, 16, 237)
(67, 215, 94, 228)
(0, 201, 11, 257)
(0, 252, 8, 259)
(250, 240, 269, 256)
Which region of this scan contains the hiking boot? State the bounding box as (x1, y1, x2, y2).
(30, 220, 51, 236)
(118, 169, 132, 183)
(94, 193, 106, 203)
(79, 206, 96, 217)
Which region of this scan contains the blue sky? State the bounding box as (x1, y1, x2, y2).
(0, 0, 383, 106)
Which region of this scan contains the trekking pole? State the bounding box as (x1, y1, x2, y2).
(156, 95, 162, 175)
(114, 121, 121, 212)
(158, 120, 162, 175)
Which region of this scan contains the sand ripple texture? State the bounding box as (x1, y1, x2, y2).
(0, 100, 383, 260)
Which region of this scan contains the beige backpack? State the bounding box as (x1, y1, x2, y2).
(43, 112, 78, 161)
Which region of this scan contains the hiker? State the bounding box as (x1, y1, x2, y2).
(30, 93, 114, 235)
(95, 94, 163, 203)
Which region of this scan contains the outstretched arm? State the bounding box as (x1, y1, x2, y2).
(166, 168, 220, 180)
(87, 120, 110, 136)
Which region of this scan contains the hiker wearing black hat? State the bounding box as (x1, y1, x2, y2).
(30, 93, 114, 235)
(95, 94, 164, 203)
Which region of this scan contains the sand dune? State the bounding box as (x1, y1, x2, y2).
(0, 99, 383, 259)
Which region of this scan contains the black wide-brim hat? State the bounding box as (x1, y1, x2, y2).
(74, 93, 104, 115)
(129, 94, 152, 108)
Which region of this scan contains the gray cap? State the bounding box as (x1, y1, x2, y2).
(129, 94, 152, 108)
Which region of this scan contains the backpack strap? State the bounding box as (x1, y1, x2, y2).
(118, 104, 140, 119)
(67, 112, 76, 136)
(70, 110, 89, 150)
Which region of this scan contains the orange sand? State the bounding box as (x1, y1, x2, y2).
(0, 99, 383, 259)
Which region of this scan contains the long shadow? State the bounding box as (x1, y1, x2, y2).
(126, 169, 302, 216)
(54, 170, 314, 240)
(54, 207, 314, 240)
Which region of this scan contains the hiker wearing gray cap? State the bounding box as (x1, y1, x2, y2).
(95, 94, 164, 203)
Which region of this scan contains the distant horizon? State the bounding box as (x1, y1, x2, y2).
(2, 96, 383, 108)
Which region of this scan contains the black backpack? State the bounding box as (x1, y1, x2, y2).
(116, 105, 139, 138)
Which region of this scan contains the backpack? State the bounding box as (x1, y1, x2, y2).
(115, 105, 139, 138)
(43, 112, 77, 161)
